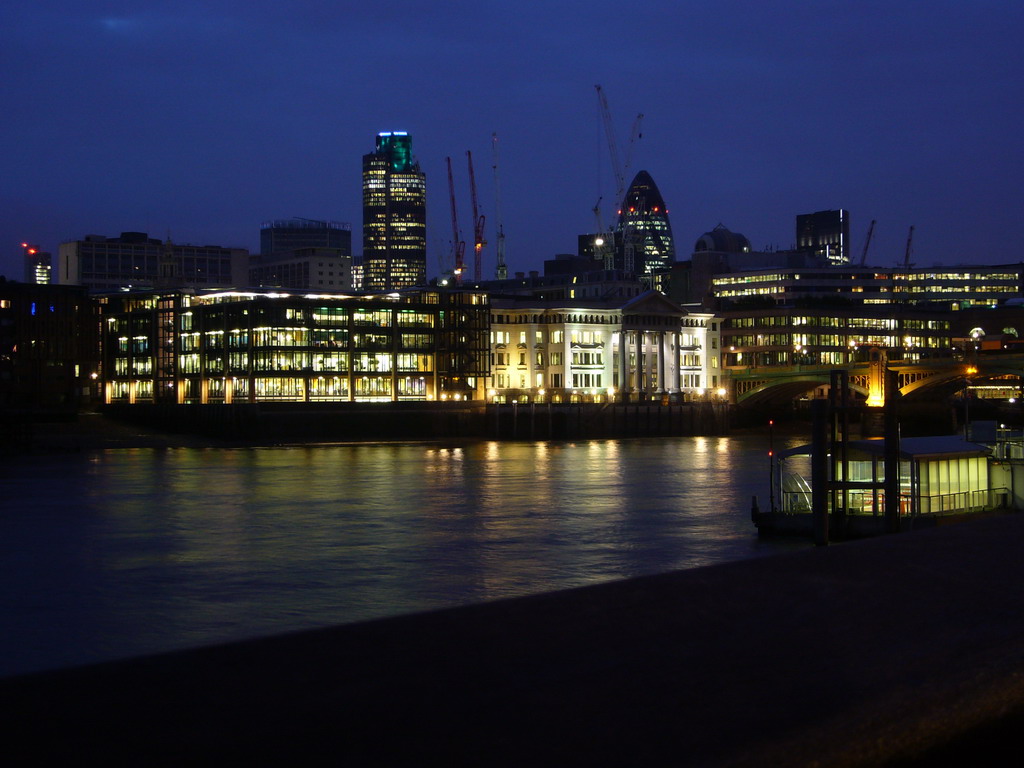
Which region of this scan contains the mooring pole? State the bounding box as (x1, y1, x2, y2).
(768, 419, 776, 514)
(884, 368, 901, 534)
(811, 398, 829, 546)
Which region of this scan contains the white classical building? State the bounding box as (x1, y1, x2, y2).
(489, 291, 721, 403)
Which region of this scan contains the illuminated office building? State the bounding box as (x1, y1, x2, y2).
(21, 243, 52, 284)
(96, 287, 488, 404)
(616, 170, 676, 277)
(721, 306, 952, 370)
(797, 209, 849, 266)
(362, 132, 427, 291)
(711, 265, 1024, 310)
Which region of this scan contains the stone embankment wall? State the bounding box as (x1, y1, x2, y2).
(101, 401, 731, 442)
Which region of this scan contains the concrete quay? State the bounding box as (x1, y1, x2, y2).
(5, 515, 1024, 765)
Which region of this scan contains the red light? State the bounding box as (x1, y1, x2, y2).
(768, 419, 774, 426)
(27, 248, 37, 255)
(768, 450, 774, 457)
(20, 242, 28, 248)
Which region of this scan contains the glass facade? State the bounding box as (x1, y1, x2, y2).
(616, 170, 676, 277)
(712, 266, 1024, 310)
(363, 132, 427, 291)
(99, 289, 489, 404)
(796, 209, 849, 266)
(722, 307, 952, 368)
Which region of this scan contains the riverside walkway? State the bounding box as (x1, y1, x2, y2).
(4, 515, 1024, 765)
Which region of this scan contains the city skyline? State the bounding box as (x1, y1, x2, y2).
(3, 3, 1022, 281)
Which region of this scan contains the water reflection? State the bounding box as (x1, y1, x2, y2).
(0, 435, 806, 676)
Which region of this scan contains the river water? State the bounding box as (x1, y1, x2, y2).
(1, 435, 807, 677)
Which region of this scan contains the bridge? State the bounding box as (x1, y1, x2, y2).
(728, 353, 1024, 406)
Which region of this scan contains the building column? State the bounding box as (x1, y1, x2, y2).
(564, 327, 573, 396)
(671, 329, 679, 391)
(656, 330, 666, 393)
(603, 325, 615, 396)
(617, 330, 627, 399)
(633, 331, 643, 397)
(527, 322, 536, 394)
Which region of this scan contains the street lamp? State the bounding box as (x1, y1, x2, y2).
(963, 366, 978, 439)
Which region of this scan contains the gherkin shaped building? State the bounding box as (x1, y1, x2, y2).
(616, 170, 676, 275)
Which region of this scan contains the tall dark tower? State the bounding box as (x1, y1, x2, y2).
(21, 243, 51, 284)
(796, 209, 849, 266)
(362, 132, 427, 291)
(616, 170, 676, 276)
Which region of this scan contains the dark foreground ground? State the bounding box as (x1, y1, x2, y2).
(4, 513, 1024, 765)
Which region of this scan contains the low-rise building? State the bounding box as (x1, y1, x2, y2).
(488, 291, 720, 403)
(249, 247, 352, 291)
(58, 232, 248, 292)
(721, 305, 953, 370)
(0, 280, 97, 410)
(96, 288, 489, 404)
(712, 265, 1024, 311)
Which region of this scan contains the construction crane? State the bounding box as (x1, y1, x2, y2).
(491, 133, 508, 280)
(858, 219, 876, 267)
(904, 225, 915, 269)
(466, 150, 486, 283)
(591, 196, 613, 270)
(595, 85, 644, 209)
(446, 157, 465, 285)
(595, 84, 643, 272)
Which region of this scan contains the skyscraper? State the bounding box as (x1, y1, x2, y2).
(21, 242, 51, 284)
(362, 132, 427, 291)
(796, 209, 849, 266)
(616, 170, 676, 276)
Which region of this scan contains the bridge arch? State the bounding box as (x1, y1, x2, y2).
(736, 374, 868, 407)
(731, 358, 1024, 407)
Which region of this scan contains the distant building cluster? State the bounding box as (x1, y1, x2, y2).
(5, 130, 1024, 412)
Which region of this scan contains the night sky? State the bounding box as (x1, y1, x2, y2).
(3, 1, 1022, 281)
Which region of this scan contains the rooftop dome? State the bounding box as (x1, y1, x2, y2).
(694, 224, 751, 254)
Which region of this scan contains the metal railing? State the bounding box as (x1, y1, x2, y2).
(780, 487, 1010, 516)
